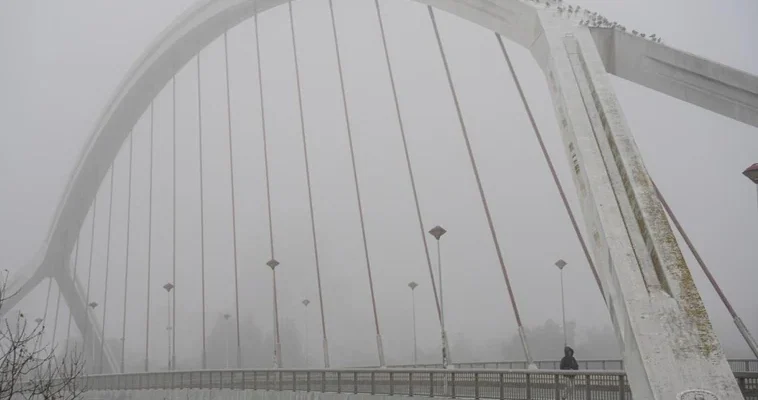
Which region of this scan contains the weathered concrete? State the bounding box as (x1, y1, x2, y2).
(590, 28, 758, 128)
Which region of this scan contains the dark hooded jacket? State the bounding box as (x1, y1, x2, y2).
(560, 346, 579, 370)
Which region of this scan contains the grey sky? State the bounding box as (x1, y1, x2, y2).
(1, 0, 757, 368)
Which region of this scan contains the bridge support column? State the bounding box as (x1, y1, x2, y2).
(531, 12, 742, 400)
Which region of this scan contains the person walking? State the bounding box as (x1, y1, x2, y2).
(560, 346, 579, 399)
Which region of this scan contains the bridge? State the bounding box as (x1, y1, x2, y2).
(1, 0, 758, 399)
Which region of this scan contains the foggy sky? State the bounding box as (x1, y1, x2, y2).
(1, 0, 757, 369)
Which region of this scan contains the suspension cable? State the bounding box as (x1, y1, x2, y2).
(223, 31, 243, 368)
(287, 0, 331, 368)
(327, 0, 385, 367)
(82, 196, 98, 350)
(372, 0, 447, 364)
(65, 239, 80, 353)
(42, 278, 52, 324)
(171, 76, 178, 370)
(427, 7, 533, 365)
(197, 53, 208, 369)
(51, 276, 62, 346)
(144, 102, 154, 372)
(120, 133, 134, 373)
(99, 166, 116, 373)
(254, 1, 283, 369)
(254, 5, 275, 261)
(653, 181, 758, 358)
(38, 278, 53, 349)
(494, 34, 604, 300)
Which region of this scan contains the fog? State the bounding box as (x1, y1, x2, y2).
(0, 0, 757, 371)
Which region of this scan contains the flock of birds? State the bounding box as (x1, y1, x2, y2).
(526, 0, 664, 44)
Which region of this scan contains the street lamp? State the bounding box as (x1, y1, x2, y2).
(302, 299, 310, 368)
(744, 163, 758, 210)
(88, 302, 98, 371)
(163, 283, 174, 371)
(223, 313, 231, 368)
(267, 258, 283, 368)
(408, 282, 418, 366)
(555, 259, 568, 346)
(428, 225, 451, 368)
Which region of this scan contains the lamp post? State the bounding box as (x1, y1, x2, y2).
(408, 282, 418, 366)
(554, 259, 568, 346)
(223, 313, 231, 368)
(302, 299, 310, 367)
(88, 302, 98, 372)
(744, 163, 758, 211)
(163, 283, 174, 370)
(267, 259, 283, 368)
(428, 225, 451, 368)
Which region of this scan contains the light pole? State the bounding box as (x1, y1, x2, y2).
(745, 163, 758, 211)
(408, 282, 418, 366)
(267, 259, 283, 368)
(88, 302, 98, 372)
(223, 313, 231, 368)
(738, 163, 758, 358)
(428, 225, 451, 368)
(302, 299, 310, 367)
(163, 283, 174, 371)
(554, 259, 568, 346)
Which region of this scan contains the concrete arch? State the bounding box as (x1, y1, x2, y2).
(37, 0, 544, 275)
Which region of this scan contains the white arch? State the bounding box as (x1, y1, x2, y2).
(5, 0, 754, 398)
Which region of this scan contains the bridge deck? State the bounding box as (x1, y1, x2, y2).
(84, 368, 758, 400)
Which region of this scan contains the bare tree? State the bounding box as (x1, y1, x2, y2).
(0, 271, 86, 400)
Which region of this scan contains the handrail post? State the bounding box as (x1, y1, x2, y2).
(474, 372, 479, 399)
(337, 371, 342, 393)
(409, 371, 414, 397)
(451, 371, 456, 399)
(266, 370, 270, 391)
(430, 372, 434, 397)
(526, 372, 531, 400)
(619, 374, 626, 400)
(389, 371, 394, 396)
(499, 372, 504, 400)
(354, 371, 358, 394)
(371, 371, 375, 395)
(585, 374, 591, 399)
(307, 370, 311, 392)
(278, 370, 283, 391)
(322, 371, 326, 392)
(554, 374, 560, 400)
(293, 371, 296, 391)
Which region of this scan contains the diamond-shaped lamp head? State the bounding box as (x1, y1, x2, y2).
(743, 163, 758, 184)
(555, 259, 567, 270)
(428, 225, 447, 240)
(35, 318, 43, 324)
(302, 299, 310, 307)
(88, 302, 98, 309)
(163, 283, 174, 292)
(223, 313, 231, 320)
(266, 258, 280, 270)
(408, 281, 418, 290)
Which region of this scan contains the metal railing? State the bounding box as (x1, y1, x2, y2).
(388, 359, 758, 372)
(81, 368, 758, 400)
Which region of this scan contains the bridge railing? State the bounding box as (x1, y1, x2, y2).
(388, 359, 757, 372)
(80, 368, 758, 399)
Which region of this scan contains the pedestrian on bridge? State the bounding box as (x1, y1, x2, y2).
(560, 346, 579, 400)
